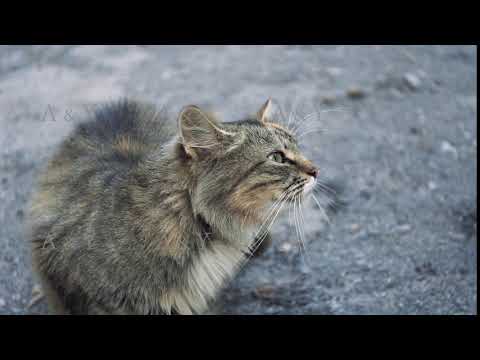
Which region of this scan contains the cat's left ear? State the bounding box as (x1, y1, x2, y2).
(178, 105, 234, 159)
(256, 98, 273, 124)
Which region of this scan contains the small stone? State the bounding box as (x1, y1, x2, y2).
(415, 262, 437, 276)
(320, 92, 342, 105)
(160, 70, 173, 80)
(349, 223, 361, 233)
(389, 88, 403, 99)
(463, 131, 472, 140)
(409, 127, 422, 135)
(393, 224, 412, 234)
(459, 95, 477, 111)
(1, 178, 7, 185)
(16, 209, 24, 219)
(428, 181, 438, 191)
(253, 285, 276, 299)
(416, 109, 427, 123)
(403, 73, 421, 90)
(0, 298, 5, 308)
(299, 263, 311, 275)
(417, 70, 428, 79)
(279, 242, 293, 253)
(448, 232, 466, 240)
(441, 141, 458, 158)
(321, 96, 337, 105)
(359, 190, 371, 200)
(347, 87, 367, 100)
(326, 67, 343, 77)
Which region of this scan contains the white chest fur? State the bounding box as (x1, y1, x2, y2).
(160, 241, 248, 315)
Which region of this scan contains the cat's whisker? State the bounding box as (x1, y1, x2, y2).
(312, 108, 348, 117)
(288, 110, 298, 134)
(293, 194, 302, 250)
(274, 107, 290, 131)
(311, 192, 331, 224)
(258, 187, 295, 229)
(285, 110, 294, 134)
(250, 189, 292, 249)
(253, 195, 287, 244)
(291, 193, 300, 246)
(293, 193, 308, 266)
(293, 116, 318, 135)
(300, 111, 328, 128)
(302, 107, 348, 124)
(302, 112, 317, 122)
(252, 195, 283, 249)
(286, 103, 304, 136)
(297, 121, 327, 130)
(275, 101, 291, 131)
(314, 180, 338, 196)
(288, 194, 294, 236)
(252, 181, 305, 246)
(296, 193, 311, 266)
(248, 181, 305, 260)
(240, 194, 293, 271)
(248, 192, 291, 259)
(292, 112, 307, 136)
(297, 128, 328, 139)
(313, 188, 339, 209)
(291, 107, 347, 140)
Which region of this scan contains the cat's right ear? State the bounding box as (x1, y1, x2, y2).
(256, 98, 273, 124)
(178, 105, 233, 159)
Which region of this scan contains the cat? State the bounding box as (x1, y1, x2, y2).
(28, 98, 320, 315)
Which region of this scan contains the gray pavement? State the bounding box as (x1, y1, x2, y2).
(0, 45, 476, 314)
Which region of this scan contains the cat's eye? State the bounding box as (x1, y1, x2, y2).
(268, 151, 286, 164)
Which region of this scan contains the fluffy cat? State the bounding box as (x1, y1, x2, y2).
(28, 99, 320, 314)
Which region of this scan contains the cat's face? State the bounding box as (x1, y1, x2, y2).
(178, 100, 319, 225)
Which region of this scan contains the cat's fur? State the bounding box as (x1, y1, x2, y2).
(28, 99, 318, 314)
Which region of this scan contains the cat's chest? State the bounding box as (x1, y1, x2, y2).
(162, 236, 253, 315)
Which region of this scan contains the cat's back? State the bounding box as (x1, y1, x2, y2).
(37, 99, 173, 192)
(29, 99, 173, 254)
(28, 99, 177, 313)
(61, 99, 172, 166)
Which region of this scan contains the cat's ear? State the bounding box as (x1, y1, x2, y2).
(256, 98, 273, 124)
(178, 105, 233, 159)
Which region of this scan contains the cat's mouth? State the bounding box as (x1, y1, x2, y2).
(303, 176, 316, 195)
(280, 178, 314, 204)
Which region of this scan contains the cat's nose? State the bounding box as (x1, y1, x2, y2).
(298, 158, 319, 178)
(306, 166, 319, 179)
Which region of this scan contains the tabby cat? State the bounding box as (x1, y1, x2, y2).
(28, 99, 319, 314)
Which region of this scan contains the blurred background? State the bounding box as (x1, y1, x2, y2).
(0, 45, 476, 314)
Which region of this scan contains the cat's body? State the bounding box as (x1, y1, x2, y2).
(28, 99, 318, 314)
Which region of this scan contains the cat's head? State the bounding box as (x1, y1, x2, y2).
(176, 99, 319, 226)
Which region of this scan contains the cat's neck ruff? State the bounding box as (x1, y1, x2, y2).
(153, 137, 258, 314)
(161, 241, 246, 314)
(161, 217, 254, 315)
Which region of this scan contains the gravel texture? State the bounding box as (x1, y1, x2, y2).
(0, 45, 476, 315)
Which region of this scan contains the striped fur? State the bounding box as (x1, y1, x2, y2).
(28, 99, 317, 314)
